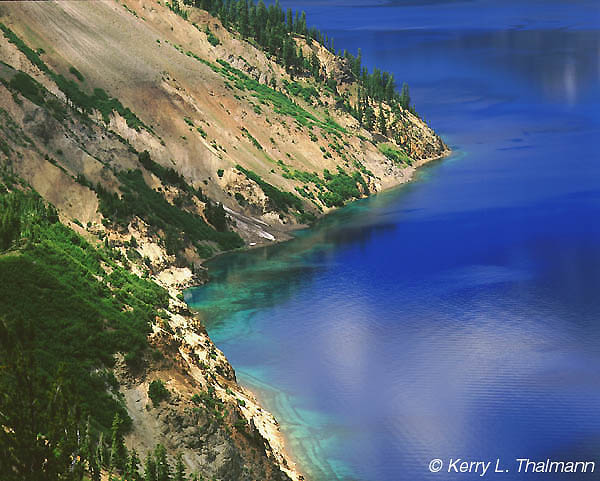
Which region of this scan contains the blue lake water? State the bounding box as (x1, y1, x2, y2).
(186, 1, 600, 479)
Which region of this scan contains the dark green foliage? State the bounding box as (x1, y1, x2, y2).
(204, 200, 228, 232)
(148, 380, 170, 407)
(204, 26, 220, 46)
(129, 449, 143, 481)
(138, 151, 199, 195)
(145, 452, 157, 481)
(168, 0, 189, 19)
(69, 66, 84, 82)
(95, 168, 243, 253)
(0, 193, 23, 250)
(399, 83, 411, 110)
(174, 453, 186, 481)
(240, 127, 262, 150)
(318, 168, 361, 207)
(236, 164, 302, 212)
(6, 70, 67, 121)
(378, 143, 412, 165)
(0, 189, 170, 434)
(0, 318, 84, 481)
(154, 444, 171, 481)
(283, 79, 318, 104)
(110, 413, 128, 472)
(0, 23, 49, 73)
(295, 211, 316, 224)
(191, 386, 225, 423)
(234, 192, 246, 206)
(9, 72, 45, 105)
(216, 168, 224, 178)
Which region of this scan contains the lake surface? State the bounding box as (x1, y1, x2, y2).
(186, 1, 600, 479)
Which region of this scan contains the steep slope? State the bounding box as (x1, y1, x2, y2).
(0, 1, 449, 480)
(0, 0, 448, 250)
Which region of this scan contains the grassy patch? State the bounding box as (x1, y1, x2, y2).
(378, 143, 413, 165)
(69, 65, 84, 82)
(240, 127, 262, 150)
(236, 165, 303, 213)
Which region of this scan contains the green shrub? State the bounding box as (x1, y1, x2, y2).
(148, 380, 170, 407)
(378, 143, 413, 165)
(69, 66, 84, 82)
(318, 169, 362, 207)
(241, 127, 262, 150)
(205, 26, 220, 46)
(234, 192, 246, 206)
(236, 165, 303, 213)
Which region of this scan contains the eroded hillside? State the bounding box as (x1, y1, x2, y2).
(0, 0, 448, 479)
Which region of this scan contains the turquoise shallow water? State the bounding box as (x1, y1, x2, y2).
(187, 1, 600, 480)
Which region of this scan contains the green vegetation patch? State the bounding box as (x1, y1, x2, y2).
(318, 168, 366, 207)
(236, 164, 303, 213)
(95, 168, 243, 254)
(0, 23, 150, 132)
(378, 143, 413, 165)
(69, 65, 84, 82)
(240, 127, 263, 150)
(148, 380, 170, 407)
(0, 189, 169, 431)
(283, 79, 319, 104)
(204, 26, 220, 46)
(178, 50, 346, 135)
(3, 71, 67, 121)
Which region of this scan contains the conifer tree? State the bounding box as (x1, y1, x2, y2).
(89, 452, 101, 481)
(155, 444, 171, 481)
(110, 412, 128, 472)
(81, 416, 93, 466)
(174, 453, 186, 481)
(96, 431, 106, 469)
(400, 83, 411, 109)
(144, 451, 157, 481)
(378, 103, 387, 135)
(129, 448, 142, 481)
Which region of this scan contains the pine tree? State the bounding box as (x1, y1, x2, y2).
(96, 431, 106, 469)
(174, 453, 186, 481)
(155, 444, 171, 481)
(110, 412, 128, 472)
(400, 83, 411, 109)
(385, 74, 395, 102)
(81, 416, 93, 467)
(299, 11, 307, 35)
(144, 451, 157, 481)
(310, 51, 320, 79)
(378, 103, 387, 135)
(129, 449, 142, 481)
(89, 452, 101, 481)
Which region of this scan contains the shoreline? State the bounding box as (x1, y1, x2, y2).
(196, 147, 453, 270)
(179, 146, 452, 481)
